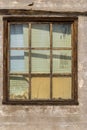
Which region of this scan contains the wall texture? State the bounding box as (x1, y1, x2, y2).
(0, 0, 87, 130)
(0, 0, 87, 11)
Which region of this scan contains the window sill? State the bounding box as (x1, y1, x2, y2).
(2, 99, 79, 105)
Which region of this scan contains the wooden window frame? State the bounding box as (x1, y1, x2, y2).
(3, 17, 78, 105)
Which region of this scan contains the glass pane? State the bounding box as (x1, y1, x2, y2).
(31, 77, 50, 99)
(31, 24, 50, 48)
(52, 77, 72, 99)
(53, 24, 71, 47)
(10, 24, 29, 48)
(53, 50, 72, 73)
(31, 50, 50, 73)
(10, 50, 29, 73)
(9, 75, 29, 100)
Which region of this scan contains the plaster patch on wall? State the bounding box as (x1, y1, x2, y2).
(78, 63, 83, 71)
(0, 109, 7, 116)
(79, 79, 84, 88)
(12, 1, 18, 5)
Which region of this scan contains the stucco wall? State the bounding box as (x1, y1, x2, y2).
(0, 1, 87, 130)
(0, 0, 87, 11)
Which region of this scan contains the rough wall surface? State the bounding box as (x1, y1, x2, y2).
(0, 0, 87, 130)
(0, 0, 87, 11)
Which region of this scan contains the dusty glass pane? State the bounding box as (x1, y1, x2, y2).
(52, 77, 72, 99)
(10, 50, 29, 73)
(9, 75, 29, 100)
(31, 24, 50, 48)
(31, 50, 50, 73)
(53, 24, 71, 47)
(53, 50, 72, 73)
(31, 77, 50, 99)
(10, 24, 29, 48)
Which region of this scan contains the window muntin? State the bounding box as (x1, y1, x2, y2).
(3, 17, 78, 105)
(9, 23, 72, 100)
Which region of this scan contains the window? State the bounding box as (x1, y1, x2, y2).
(3, 17, 78, 105)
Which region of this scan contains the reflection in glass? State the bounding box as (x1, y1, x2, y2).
(31, 50, 50, 73)
(10, 50, 29, 73)
(31, 24, 50, 48)
(52, 77, 72, 99)
(31, 77, 50, 99)
(53, 24, 71, 47)
(10, 24, 29, 48)
(9, 75, 29, 100)
(53, 50, 72, 73)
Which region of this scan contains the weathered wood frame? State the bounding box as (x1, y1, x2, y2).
(3, 17, 78, 105)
